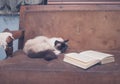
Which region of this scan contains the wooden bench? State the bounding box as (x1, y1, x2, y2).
(0, 5, 120, 84)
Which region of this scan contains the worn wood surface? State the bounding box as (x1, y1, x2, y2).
(0, 50, 120, 84)
(48, 0, 120, 1)
(19, 5, 120, 51)
(0, 5, 120, 84)
(48, 0, 120, 5)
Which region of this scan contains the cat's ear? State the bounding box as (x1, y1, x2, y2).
(55, 40, 61, 46)
(3, 28, 11, 32)
(64, 39, 69, 43)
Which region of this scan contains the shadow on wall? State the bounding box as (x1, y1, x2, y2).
(0, 15, 19, 52)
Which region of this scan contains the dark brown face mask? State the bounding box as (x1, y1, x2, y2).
(55, 39, 69, 53)
(6, 36, 14, 43)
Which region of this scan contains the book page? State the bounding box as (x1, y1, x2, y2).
(63, 57, 100, 69)
(79, 50, 113, 60)
(65, 52, 98, 63)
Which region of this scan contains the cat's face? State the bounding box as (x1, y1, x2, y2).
(55, 39, 69, 53)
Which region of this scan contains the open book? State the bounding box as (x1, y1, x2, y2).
(63, 50, 115, 69)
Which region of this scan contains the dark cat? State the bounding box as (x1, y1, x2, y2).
(23, 36, 69, 61)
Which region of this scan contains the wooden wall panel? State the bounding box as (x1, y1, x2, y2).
(19, 5, 120, 51)
(48, 0, 120, 5)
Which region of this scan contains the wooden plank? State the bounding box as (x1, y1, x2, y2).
(48, 0, 120, 2)
(0, 50, 120, 84)
(48, 0, 120, 5)
(19, 5, 120, 51)
(48, 1, 120, 5)
(20, 5, 120, 12)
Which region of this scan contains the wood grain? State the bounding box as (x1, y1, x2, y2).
(19, 5, 120, 51)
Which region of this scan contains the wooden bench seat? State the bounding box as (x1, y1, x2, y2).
(0, 50, 120, 84)
(0, 5, 120, 84)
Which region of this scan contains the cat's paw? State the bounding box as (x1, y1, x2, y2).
(54, 50, 61, 55)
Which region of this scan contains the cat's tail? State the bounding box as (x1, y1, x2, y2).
(27, 50, 58, 61)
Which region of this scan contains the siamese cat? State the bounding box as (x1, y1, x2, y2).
(23, 36, 69, 61)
